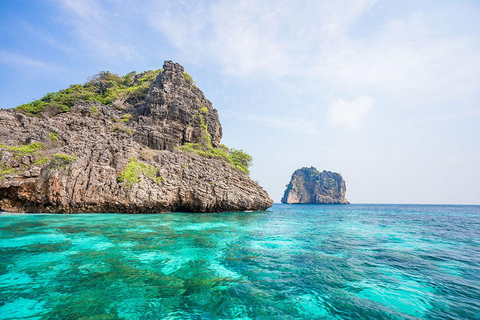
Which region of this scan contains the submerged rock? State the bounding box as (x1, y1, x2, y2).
(281, 167, 349, 204)
(0, 61, 272, 213)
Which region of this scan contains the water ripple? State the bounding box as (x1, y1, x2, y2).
(0, 204, 480, 319)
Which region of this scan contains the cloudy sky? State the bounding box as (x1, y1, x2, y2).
(1, 0, 479, 204)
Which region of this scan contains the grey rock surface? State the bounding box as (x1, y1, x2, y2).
(281, 167, 349, 204)
(0, 61, 272, 213)
(135, 61, 222, 151)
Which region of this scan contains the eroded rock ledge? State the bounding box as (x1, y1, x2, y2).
(281, 167, 349, 204)
(0, 61, 272, 213)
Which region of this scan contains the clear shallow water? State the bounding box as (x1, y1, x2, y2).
(0, 204, 479, 319)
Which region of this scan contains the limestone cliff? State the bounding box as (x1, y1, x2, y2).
(0, 61, 273, 213)
(281, 167, 348, 204)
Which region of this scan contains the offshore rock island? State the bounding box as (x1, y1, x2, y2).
(0, 61, 273, 213)
(282, 167, 349, 204)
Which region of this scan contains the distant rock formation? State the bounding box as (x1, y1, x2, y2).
(281, 167, 349, 204)
(0, 61, 272, 213)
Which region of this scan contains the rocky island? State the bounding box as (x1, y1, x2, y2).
(0, 61, 273, 213)
(281, 167, 349, 204)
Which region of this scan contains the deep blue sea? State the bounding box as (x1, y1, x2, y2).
(0, 204, 479, 319)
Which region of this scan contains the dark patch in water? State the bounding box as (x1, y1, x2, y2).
(0, 205, 479, 319)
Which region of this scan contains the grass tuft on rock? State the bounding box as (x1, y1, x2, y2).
(51, 153, 77, 168)
(183, 72, 193, 83)
(111, 126, 134, 137)
(0, 143, 44, 158)
(120, 114, 133, 123)
(178, 143, 252, 174)
(49, 132, 58, 142)
(0, 166, 17, 180)
(34, 157, 51, 165)
(118, 158, 163, 187)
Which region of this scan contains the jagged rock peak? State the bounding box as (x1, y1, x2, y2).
(136, 61, 222, 151)
(281, 166, 349, 204)
(164, 60, 184, 72)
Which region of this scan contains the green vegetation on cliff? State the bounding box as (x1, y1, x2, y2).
(177, 109, 253, 174)
(111, 125, 134, 137)
(183, 72, 193, 83)
(49, 132, 58, 142)
(51, 153, 78, 168)
(16, 70, 161, 115)
(118, 158, 163, 188)
(229, 149, 253, 173)
(0, 142, 44, 158)
(34, 157, 50, 165)
(178, 142, 252, 174)
(0, 166, 16, 180)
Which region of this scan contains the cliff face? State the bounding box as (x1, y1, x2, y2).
(281, 167, 349, 204)
(135, 61, 223, 151)
(0, 61, 272, 213)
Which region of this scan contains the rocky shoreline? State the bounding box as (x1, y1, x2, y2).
(0, 61, 273, 213)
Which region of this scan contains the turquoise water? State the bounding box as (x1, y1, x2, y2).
(0, 204, 479, 319)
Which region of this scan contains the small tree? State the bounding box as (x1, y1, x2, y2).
(88, 71, 123, 95)
(229, 148, 253, 174)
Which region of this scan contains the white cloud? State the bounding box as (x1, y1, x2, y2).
(145, 0, 480, 101)
(0, 50, 63, 71)
(56, 0, 138, 63)
(443, 156, 462, 164)
(55, 1, 480, 105)
(146, 0, 376, 78)
(60, 0, 104, 21)
(225, 111, 319, 136)
(326, 96, 374, 130)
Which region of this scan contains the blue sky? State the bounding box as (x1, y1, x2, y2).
(1, 0, 479, 204)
